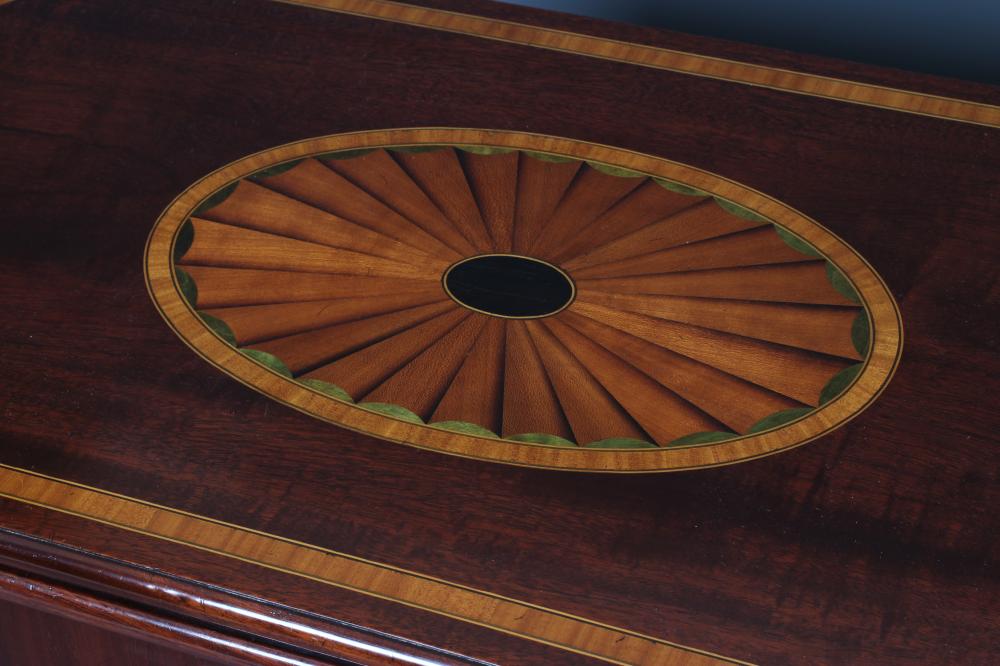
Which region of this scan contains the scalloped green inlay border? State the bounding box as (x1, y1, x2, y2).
(176, 268, 197, 307)
(240, 349, 293, 378)
(773, 224, 823, 258)
(714, 197, 771, 223)
(198, 311, 236, 346)
(361, 402, 424, 424)
(667, 431, 738, 447)
(852, 311, 870, 356)
(316, 148, 375, 161)
(248, 159, 304, 180)
(174, 220, 195, 262)
(586, 161, 646, 178)
(431, 421, 498, 438)
(522, 150, 576, 164)
(298, 378, 354, 403)
(819, 364, 863, 406)
(748, 407, 814, 434)
(506, 433, 576, 447)
(652, 178, 709, 197)
(457, 145, 515, 156)
(585, 438, 658, 449)
(826, 262, 861, 303)
(193, 182, 238, 215)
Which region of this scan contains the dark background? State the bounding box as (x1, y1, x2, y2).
(511, 0, 1000, 85)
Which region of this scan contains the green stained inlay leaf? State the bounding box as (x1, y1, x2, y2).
(748, 407, 814, 434)
(457, 145, 514, 155)
(667, 431, 738, 447)
(197, 312, 236, 346)
(360, 402, 424, 424)
(584, 438, 658, 449)
(389, 145, 446, 154)
(240, 349, 293, 378)
(586, 161, 646, 178)
(826, 262, 861, 303)
(522, 151, 575, 163)
(819, 364, 863, 406)
(173, 220, 194, 262)
(431, 421, 497, 437)
(193, 182, 238, 215)
(176, 268, 197, 307)
(316, 149, 375, 160)
(652, 178, 709, 197)
(298, 378, 353, 403)
(507, 432, 577, 447)
(248, 159, 303, 180)
(852, 310, 870, 356)
(714, 197, 770, 223)
(773, 225, 822, 258)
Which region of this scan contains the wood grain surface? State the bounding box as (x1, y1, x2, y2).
(1, 0, 998, 664)
(155, 130, 898, 469)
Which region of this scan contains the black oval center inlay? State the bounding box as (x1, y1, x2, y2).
(444, 254, 574, 318)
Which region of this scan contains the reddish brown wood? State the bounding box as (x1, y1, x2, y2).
(0, 0, 997, 664)
(0, 529, 487, 666)
(0, 597, 228, 666)
(0, 574, 330, 665)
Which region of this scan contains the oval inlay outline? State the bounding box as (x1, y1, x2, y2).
(145, 128, 902, 472)
(442, 254, 576, 319)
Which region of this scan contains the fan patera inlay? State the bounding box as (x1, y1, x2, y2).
(146, 129, 901, 472)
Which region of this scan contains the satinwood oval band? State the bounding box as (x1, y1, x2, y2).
(146, 128, 902, 472)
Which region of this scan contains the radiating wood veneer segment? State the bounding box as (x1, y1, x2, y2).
(432, 317, 507, 433)
(576, 262, 855, 305)
(512, 153, 580, 254)
(202, 288, 446, 345)
(543, 317, 723, 443)
(529, 166, 645, 261)
(547, 179, 702, 264)
(460, 151, 518, 252)
(562, 200, 763, 271)
(323, 149, 479, 257)
(572, 301, 851, 406)
(578, 290, 862, 359)
(501, 321, 574, 440)
(393, 148, 495, 252)
(196, 178, 439, 265)
(182, 267, 440, 308)
(261, 158, 460, 261)
(526, 320, 649, 444)
(179, 219, 441, 279)
(572, 225, 811, 279)
(304, 308, 470, 397)
(253, 300, 456, 375)
(560, 310, 801, 433)
(363, 314, 486, 417)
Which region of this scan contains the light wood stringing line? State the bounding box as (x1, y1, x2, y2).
(0, 465, 745, 665)
(275, 0, 1000, 128)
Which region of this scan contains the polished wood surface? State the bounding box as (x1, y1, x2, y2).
(0, 597, 227, 666)
(1, 0, 998, 663)
(151, 130, 898, 471)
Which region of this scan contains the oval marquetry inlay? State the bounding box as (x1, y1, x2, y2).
(146, 129, 901, 472)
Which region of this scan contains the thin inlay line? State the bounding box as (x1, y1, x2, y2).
(272, 0, 1000, 128)
(0, 464, 747, 665)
